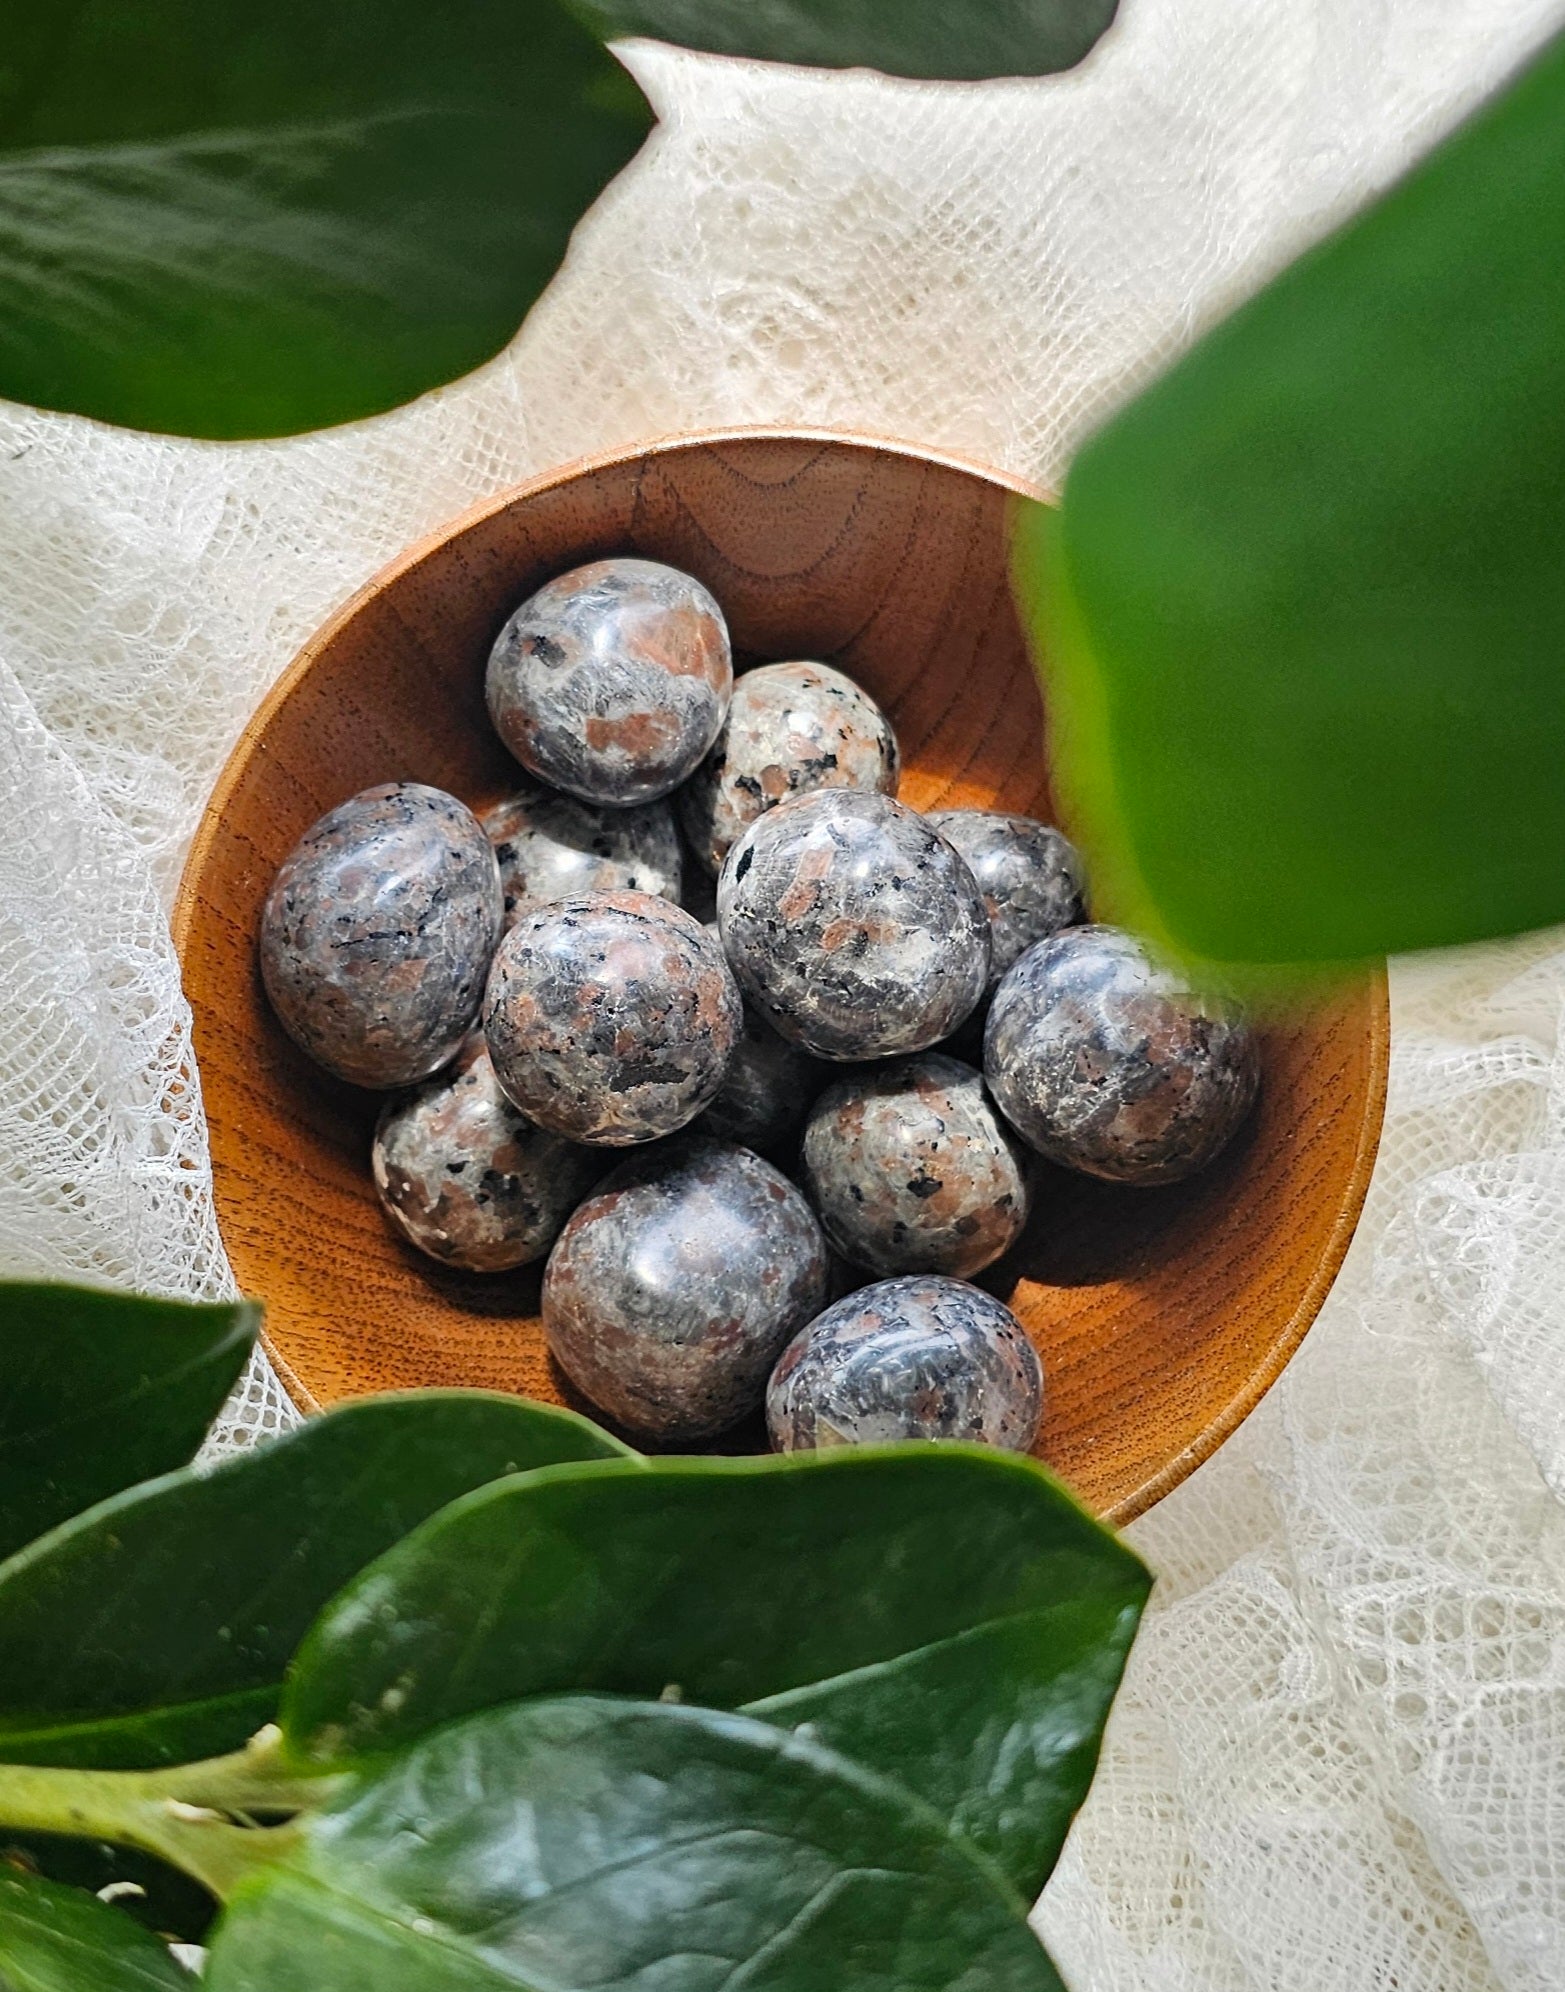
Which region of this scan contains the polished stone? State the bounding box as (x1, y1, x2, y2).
(483, 890, 741, 1146)
(544, 1138, 829, 1442)
(767, 1274, 1043, 1451)
(680, 659, 899, 874)
(717, 790, 990, 1060)
(483, 781, 681, 927)
(487, 557, 732, 805)
(372, 1031, 603, 1271)
(260, 781, 502, 1089)
(801, 1052, 1029, 1277)
(927, 809, 1084, 988)
(985, 924, 1259, 1184)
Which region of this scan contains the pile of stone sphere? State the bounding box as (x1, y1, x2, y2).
(260, 557, 1259, 1455)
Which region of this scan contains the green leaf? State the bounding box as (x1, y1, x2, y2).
(0, 1284, 256, 1565)
(0, 0, 651, 438)
(0, 1868, 187, 1990)
(570, 0, 1118, 81)
(282, 1447, 1148, 1896)
(745, 1594, 1142, 1890)
(204, 1696, 1065, 1991)
(1017, 29, 1565, 970)
(0, 1393, 633, 1770)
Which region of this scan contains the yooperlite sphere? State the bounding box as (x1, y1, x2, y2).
(486, 558, 732, 805)
(483, 891, 741, 1145)
(260, 782, 502, 1089)
(483, 783, 681, 927)
(767, 1275, 1043, 1452)
(544, 1139, 829, 1441)
(926, 810, 1084, 988)
(371, 1033, 603, 1272)
(698, 1001, 828, 1155)
(679, 660, 900, 875)
(716, 791, 990, 1060)
(801, 1053, 1029, 1278)
(985, 925, 1260, 1185)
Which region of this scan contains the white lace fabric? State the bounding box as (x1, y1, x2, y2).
(3, 3, 1564, 1982)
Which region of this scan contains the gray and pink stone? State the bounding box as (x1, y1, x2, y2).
(766, 1275, 1043, 1452)
(716, 790, 990, 1061)
(698, 1001, 827, 1156)
(482, 782, 681, 927)
(483, 891, 741, 1146)
(801, 1053, 1029, 1278)
(543, 1138, 829, 1443)
(486, 557, 732, 806)
(985, 925, 1260, 1185)
(926, 809, 1085, 988)
(259, 782, 502, 1089)
(679, 659, 900, 875)
(371, 1032, 603, 1272)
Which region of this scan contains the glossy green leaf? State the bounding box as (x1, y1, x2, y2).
(0, 1393, 633, 1770)
(1018, 28, 1565, 970)
(746, 1592, 1142, 1890)
(0, 1868, 186, 1990)
(282, 1447, 1148, 1895)
(0, 1284, 256, 1564)
(0, 0, 651, 438)
(205, 1696, 1065, 1991)
(571, 0, 1118, 81)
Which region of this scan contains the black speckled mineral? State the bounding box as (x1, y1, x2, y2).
(371, 1032, 604, 1272)
(486, 557, 732, 806)
(801, 1052, 1029, 1278)
(259, 781, 502, 1089)
(543, 1137, 829, 1442)
(985, 925, 1260, 1185)
(716, 790, 990, 1061)
(680, 659, 899, 874)
(482, 782, 681, 927)
(766, 1274, 1043, 1452)
(926, 809, 1084, 987)
(483, 890, 741, 1146)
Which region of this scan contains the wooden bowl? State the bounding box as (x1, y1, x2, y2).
(174, 430, 1387, 1524)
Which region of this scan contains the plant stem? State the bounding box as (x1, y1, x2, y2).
(0, 1728, 342, 1899)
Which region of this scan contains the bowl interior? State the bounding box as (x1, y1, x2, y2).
(175, 431, 1387, 1524)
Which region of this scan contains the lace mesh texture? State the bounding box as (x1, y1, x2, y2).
(3, 3, 1564, 1981)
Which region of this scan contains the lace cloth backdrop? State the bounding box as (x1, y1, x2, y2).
(2, 3, 1564, 1983)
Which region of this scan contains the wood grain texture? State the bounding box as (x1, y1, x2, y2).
(173, 430, 1388, 1524)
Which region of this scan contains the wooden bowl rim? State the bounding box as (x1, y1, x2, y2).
(1114, 978, 1385, 1519)
(173, 423, 1053, 968)
(172, 425, 1387, 1524)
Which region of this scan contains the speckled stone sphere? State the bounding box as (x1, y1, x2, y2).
(767, 1275, 1043, 1452)
(801, 1053, 1029, 1278)
(371, 1033, 603, 1272)
(716, 791, 990, 1061)
(679, 660, 900, 875)
(486, 558, 732, 805)
(544, 1138, 829, 1442)
(483, 891, 741, 1146)
(926, 810, 1085, 988)
(482, 783, 681, 927)
(698, 1002, 828, 1155)
(260, 782, 502, 1089)
(985, 925, 1260, 1185)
